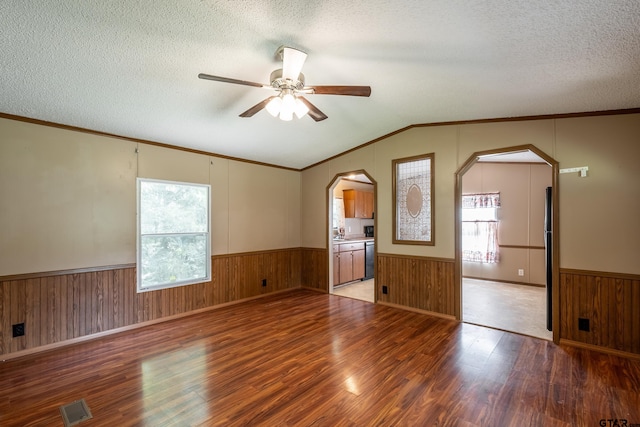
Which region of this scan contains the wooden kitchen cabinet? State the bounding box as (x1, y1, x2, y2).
(333, 242, 366, 285)
(363, 191, 374, 218)
(352, 248, 365, 279)
(339, 251, 353, 284)
(333, 251, 340, 286)
(343, 190, 374, 219)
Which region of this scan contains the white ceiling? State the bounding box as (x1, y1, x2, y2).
(477, 150, 547, 163)
(2, 1, 639, 169)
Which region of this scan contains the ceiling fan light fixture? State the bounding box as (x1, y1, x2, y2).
(279, 107, 294, 121)
(266, 96, 282, 117)
(199, 44, 370, 122)
(265, 92, 308, 121)
(279, 91, 296, 121)
(294, 97, 309, 119)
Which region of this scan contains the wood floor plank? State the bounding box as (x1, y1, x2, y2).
(1, 289, 639, 426)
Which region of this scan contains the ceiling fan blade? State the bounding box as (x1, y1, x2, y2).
(198, 73, 267, 89)
(239, 96, 277, 118)
(281, 47, 307, 81)
(298, 96, 328, 122)
(306, 85, 371, 97)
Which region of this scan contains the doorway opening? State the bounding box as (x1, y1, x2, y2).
(328, 170, 376, 303)
(455, 145, 559, 342)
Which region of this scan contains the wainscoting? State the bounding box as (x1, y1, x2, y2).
(0, 248, 302, 358)
(559, 268, 640, 355)
(376, 253, 456, 317)
(300, 247, 328, 292)
(3, 252, 639, 359)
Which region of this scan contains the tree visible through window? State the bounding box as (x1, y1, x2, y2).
(137, 178, 211, 292)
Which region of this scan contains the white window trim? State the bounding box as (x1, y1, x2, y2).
(136, 178, 211, 293)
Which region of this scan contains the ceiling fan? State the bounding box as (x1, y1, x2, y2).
(198, 46, 371, 122)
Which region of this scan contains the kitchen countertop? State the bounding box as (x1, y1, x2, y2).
(332, 237, 374, 243)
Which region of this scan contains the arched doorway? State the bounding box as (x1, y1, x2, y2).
(454, 145, 559, 343)
(327, 170, 377, 303)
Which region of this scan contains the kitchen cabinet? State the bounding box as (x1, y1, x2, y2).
(333, 241, 365, 285)
(343, 190, 374, 219)
(332, 245, 340, 285)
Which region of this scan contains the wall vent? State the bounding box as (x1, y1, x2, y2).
(60, 399, 92, 426)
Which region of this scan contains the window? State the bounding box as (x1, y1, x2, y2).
(137, 178, 211, 292)
(392, 153, 434, 245)
(462, 193, 500, 263)
(332, 197, 346, 236)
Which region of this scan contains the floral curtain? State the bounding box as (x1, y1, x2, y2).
(462, 193, 500, 263)
(462, 221, 499, 263)
(333, 198, 346, 229)
(461, 192, 501, 209)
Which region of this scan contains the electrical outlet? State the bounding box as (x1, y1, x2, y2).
(382, 285, 388, 294)
(578, 318, 590, 332)
(12, 323, 25, 338)
(262, 279, 267, 287)
(518, 269, 525, 276)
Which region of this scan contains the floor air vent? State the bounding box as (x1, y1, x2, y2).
(59, 399, 93, 426)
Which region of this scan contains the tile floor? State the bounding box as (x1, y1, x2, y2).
(332, 279, 374, 303)
(463, 278, 553, 340)
(332, 277, 553, 341)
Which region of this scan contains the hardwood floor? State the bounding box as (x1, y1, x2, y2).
(1, 290, 639, 426)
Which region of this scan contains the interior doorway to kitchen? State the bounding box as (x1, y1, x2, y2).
(328, 170, 376, 303)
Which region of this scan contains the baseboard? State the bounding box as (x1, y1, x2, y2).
(377, 301, 457, 321)
(300, 286, 327, 294)
(463, 276, 545, 288)
(1, 288, 296, 362)
(559, 339, 640, 361)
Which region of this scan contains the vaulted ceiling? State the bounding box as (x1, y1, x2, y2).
(2, 1, 639, 169)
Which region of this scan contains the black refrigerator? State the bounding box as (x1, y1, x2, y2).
(545, 187, 553, 331)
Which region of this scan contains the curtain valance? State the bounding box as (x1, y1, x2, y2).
(462, 192, 501, 209)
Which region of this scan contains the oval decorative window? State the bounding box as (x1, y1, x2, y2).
(406, 184, 422, 217)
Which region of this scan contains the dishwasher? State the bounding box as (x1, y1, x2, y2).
(364, 241, 374, 279)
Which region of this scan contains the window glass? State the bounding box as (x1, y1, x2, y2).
(461, 207, 497, 222)
(137, 178, 211, 292)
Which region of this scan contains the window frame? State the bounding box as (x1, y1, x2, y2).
(136, 177, 211, 293)
(392, 153, 435, 245)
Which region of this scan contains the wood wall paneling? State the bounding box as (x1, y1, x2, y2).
(212, 256, 230, 303)
(301, 248, 328, 291)
(5, 255, 640, 358)
(560, 269, 640, 355)
(376, 253, 455, 316)
(0, 248, 302, 357)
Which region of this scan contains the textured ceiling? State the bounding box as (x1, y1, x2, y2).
(2, 1, 639, 169)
